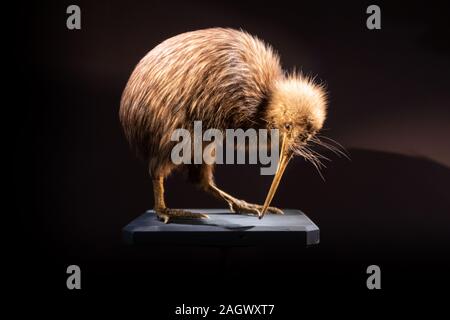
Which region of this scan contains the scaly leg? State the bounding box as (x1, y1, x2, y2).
(190, 164, 283, 216)
(153, 176, 209, 224)
(207, 183, 283, 215)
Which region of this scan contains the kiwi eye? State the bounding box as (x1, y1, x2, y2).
(285, 123, 292, 130)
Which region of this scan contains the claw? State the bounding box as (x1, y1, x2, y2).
(267, 207, 284, 215)
(155, 208, 209, 223)
(228, 200, 282, 216)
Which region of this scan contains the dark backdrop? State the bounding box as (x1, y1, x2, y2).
(13, 0, 450, 315)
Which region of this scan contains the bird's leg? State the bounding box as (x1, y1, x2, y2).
(192, 163, 283, 215)
(152, 176, 209, 223)
(206, 183, 283, 215)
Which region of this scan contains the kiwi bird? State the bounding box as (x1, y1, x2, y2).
(120, 28, 330, 223)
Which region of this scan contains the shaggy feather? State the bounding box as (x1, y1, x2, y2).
(119, 28, 328, 177)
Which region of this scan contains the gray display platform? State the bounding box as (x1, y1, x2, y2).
(123, 209, 319, 246)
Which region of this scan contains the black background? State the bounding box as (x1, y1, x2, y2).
(13, 0, 450, 316)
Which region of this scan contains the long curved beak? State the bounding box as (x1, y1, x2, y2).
(259, 133, 292, 219)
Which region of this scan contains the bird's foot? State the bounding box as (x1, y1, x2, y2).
(155, 208, 209, 224)
(227, 199, 283, 215)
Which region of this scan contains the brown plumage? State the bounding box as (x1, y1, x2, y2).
(120, 28, 330, 223)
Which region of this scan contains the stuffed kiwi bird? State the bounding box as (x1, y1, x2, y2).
(120, 28, 328, 223)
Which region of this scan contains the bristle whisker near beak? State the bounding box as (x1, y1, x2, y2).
(310, 135, 350, 160)
(303, 145, 331, 163)
(293, 144, 326, 181)
(317, 135, 347, 151)
(309, 157, 326, 181)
